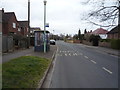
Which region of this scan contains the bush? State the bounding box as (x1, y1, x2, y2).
(89, 35, 101, 46)
(111, 39, 120, 49)
(100, 39, 111, 42)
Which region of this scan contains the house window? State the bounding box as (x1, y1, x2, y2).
(13, 23, 16, 28)
(18, 28, 21, 32)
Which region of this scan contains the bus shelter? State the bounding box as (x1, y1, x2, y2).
(34, 30, 50, 52)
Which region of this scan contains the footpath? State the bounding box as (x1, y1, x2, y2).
(2, 45, 57, 63)
(81, 43, 120, 57)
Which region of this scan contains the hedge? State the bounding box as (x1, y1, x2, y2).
(111, 39, 120, 50)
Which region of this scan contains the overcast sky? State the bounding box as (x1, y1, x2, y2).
(0, 0, 117, 35)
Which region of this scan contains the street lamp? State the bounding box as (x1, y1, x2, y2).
(43, 0, 47, 53)
(118, 1, 120, 25)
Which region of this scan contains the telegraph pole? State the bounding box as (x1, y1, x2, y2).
(43, 0, 47, 53)
(118, 1, 120, 25)
(28, 0, 30, 48)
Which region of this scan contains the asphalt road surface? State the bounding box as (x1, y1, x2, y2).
(50, 41, 118, 88)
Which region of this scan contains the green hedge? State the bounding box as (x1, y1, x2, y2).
(100, 39, 111, 42)
(111, 39, 120, 50)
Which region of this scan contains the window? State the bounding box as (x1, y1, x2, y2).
(13, 23, 16, 28)
(18, 28, 21, 32)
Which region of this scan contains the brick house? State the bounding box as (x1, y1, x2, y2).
(18, 21, 28, 37)
(91, 28, 108, 39)
(2, 9, 20, 35)
(107, 25, 120, 39)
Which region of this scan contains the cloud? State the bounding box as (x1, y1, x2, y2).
(1, 0, 107, 35)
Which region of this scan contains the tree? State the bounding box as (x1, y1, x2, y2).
(89, 34, 101, 46)
(84, 0, 119, 29)
(84, 29, 87, 34)
(78, 29, 81, 41)
(73, 34, 78, 40)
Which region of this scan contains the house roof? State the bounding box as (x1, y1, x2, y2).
(91, 28, 108, 34)
(107, 25, 120, 34)
(18, 21, 28, 27)
(3, 12, 17, 22)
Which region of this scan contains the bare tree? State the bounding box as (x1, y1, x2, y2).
(83, 0, 119, 29)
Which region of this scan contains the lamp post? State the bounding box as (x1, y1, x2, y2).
(118, 1, 120, 25)
(28, 0, 30, 48)
(43, 0, 47, 53)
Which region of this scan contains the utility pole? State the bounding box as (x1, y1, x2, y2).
(28, 0, 30, 48)
(118, 1, 120, 25)
(43, 0, 47, 53)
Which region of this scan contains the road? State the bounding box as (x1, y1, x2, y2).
(50, 41, 118, 88)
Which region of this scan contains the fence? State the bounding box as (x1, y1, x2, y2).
(2, 35, 14, 52)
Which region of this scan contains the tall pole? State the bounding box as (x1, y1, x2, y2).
(118, 1, 120, 25)
(28, 0, 30, 48)
(44, 0, 47, 53)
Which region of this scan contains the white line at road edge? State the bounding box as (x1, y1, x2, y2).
(102, 67, 112, 74)
(90, 60, 97, 64)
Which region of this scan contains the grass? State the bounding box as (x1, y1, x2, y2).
(2, 56, 50, 88)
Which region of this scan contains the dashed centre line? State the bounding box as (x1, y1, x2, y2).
(102, 67, 113, 74)
(90, 60, 97, 64)
(84, 56, 88, 59)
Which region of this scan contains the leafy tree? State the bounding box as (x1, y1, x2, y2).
(73, 34, 78, 40)
(89, 34, 101, 46)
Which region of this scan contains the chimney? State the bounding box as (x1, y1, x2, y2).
(2, 8, 4, 13)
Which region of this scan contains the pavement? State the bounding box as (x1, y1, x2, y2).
(2, 45, 57, 64)
(79, 43, 120, 57)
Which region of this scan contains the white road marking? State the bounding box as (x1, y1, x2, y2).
(74, 53, 77, 56)
(84, 56, 88, 59)
(65, 54, 67, 56)
(110, 55, 118, 58)
(69, 53, 71, 56)
(102, 67, 112, 74)
(90, 60, 97, 64)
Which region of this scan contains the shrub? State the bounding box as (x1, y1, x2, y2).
(100, 39, 111, 42)
(111, 39, 120, 49)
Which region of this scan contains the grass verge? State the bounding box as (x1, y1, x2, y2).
(2, 56, 50, 88)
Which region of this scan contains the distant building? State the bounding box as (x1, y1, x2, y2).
(91, 28, 108, 39)
(107, 25, 120, 39)
(30, 27, 41, 37)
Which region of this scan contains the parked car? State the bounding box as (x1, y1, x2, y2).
(50, 39, 56, 45)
